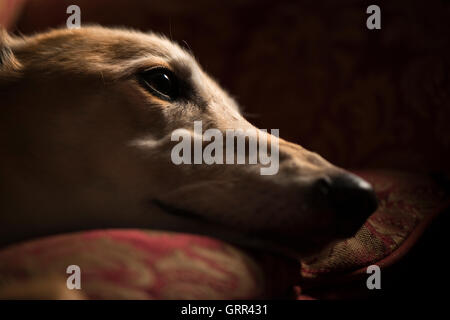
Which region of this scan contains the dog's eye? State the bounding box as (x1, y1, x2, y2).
(138, 68, 179, 101)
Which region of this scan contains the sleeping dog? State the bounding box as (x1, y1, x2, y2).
(0, 26, 377, 257)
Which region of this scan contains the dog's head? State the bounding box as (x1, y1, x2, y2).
(0, 26, 377, 256)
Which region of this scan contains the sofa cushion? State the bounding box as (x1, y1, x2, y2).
(0, 170, 448, 299)
(0, 229, 300, 299)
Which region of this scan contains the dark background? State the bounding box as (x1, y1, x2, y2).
(8, 0, 450, 176)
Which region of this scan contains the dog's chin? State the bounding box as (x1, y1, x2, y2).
(151, 199, 348, 260)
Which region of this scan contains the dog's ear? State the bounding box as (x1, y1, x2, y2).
(0, 28, 21, 72)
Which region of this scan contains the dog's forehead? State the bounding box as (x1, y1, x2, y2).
(12, 26, 241, 113)
(87, 27, 192, 61)
(17, 26, 197, 76)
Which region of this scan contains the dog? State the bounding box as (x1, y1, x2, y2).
(0, 26, 377, 257)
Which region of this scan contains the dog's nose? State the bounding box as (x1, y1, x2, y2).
(316, 173, 378, 236)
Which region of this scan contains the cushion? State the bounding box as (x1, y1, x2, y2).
(0, 170, 448, 299)
(0, 230, 299, 299)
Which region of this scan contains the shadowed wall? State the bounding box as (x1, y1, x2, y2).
(7, 0, 450, 174)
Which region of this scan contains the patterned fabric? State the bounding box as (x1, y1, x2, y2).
(0, 230, 288, 299)
(300, 170, 449, 281)
(0, 170, 448, 299)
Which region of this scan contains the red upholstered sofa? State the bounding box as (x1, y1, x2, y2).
(1, 0, 449, 299)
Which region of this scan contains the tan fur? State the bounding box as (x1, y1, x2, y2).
(0, 26, 371, 257)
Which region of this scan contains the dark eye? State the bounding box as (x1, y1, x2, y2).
(138, 68, 179, 101)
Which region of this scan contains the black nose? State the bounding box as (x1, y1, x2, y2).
(317, 173, 378, 236)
